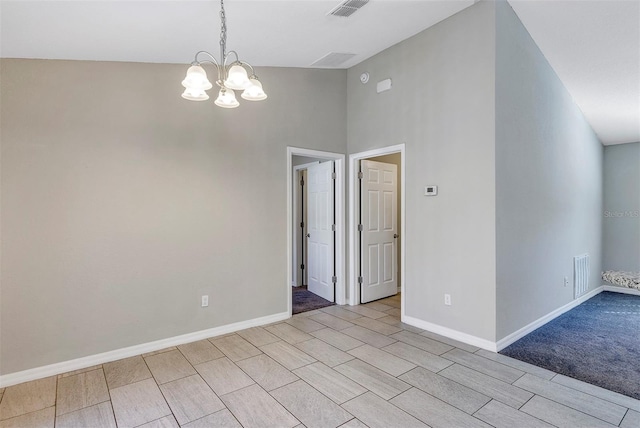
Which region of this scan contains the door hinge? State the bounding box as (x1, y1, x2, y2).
(357, 276, 363, 284)
(331, 224, 336, 232)
(331, 172, 337, 180)
(300, 177, 304, 186)
(300, 221, 304, 228)
(332, 276, 337, 283)
(357, 224, 363, 232)
(358, 171, 363, 179)
(300, 264, 305, 270)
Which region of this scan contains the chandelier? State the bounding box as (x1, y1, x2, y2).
(181, 0, 267, 108)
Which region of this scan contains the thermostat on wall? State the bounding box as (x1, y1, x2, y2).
(424, 186, 438, 196)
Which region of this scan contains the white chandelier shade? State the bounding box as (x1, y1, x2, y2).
(214, 88, 240, 109)
(241, 78, 267, 101)
(224, 65, 252, 90)
(181, 87, 210, 102)
(180, 0, 266, 109)
(181, 65, 213, 101)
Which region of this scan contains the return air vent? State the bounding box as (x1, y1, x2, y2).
(328, 0, 369, 18)
(574, 254, 589, 298)
(311, 52, 357, 68)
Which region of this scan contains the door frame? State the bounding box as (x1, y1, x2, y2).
(348, 144, 405, 313)
(287, 147, 346, 316)
(292, 161, 319, 287)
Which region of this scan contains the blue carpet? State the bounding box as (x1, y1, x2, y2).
(500, 291, 640, 399)
(292, 286, 335, 314)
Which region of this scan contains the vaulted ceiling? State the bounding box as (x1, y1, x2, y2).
(1, 0, 638, 144)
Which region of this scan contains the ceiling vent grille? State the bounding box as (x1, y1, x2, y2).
(328, 0, 369, 18)
(311, 52, 357, 68)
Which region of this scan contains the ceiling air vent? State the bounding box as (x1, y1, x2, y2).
(328, 0, 370, 18)
(311, 52, 357, 68)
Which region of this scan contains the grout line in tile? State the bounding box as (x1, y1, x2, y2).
(621, 408, 630, 425)
(511, 371, 527, 385)
(53, 371, 59, 423)
(3, 406, 56, 426)
(106, 394, 117, 428)
(548, 374, 639, 409)
(142, 352, 177, 425)
(469, 352, 531, 382)
(438, 353, 527, 386)
(517, 393, 536, 411)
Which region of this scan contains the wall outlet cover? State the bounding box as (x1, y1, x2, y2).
(424, 186, 438, 196)
(444, 294, 452, 306)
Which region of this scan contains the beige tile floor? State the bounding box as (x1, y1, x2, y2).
(1, 294, 639, 427)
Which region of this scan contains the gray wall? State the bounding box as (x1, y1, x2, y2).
(603, 142, 640, 272)
(347, 1, 497, 341)
(495, 1, 604, 340)
(292, 156, 322, 167)
(0, 59, 347, 374)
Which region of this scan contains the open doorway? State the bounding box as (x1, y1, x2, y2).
(292, 156, 335, 314)
(348, 145, 405, 315)
(287, 147, 346, 316)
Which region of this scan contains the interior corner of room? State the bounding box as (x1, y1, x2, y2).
(1, 0, 639, 389)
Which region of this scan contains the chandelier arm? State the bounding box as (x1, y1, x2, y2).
(193, 51, 225, 84)
(224, 55, 258, 80)
(224, 50, 241, 67)
(241, 61, 258, 78)
(194, 51, 220, 67)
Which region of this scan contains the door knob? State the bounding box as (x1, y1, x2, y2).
(307, 233, 311, 238)
(394, 234, 398, 239)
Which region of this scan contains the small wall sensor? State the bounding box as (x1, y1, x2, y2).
(376, 78, 392, 93)
(360, 72, 369, 84)
(424, 186, 438, 196)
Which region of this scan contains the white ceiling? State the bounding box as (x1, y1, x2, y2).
(509, 0, 639, 145)
(1, 0, 638, 145)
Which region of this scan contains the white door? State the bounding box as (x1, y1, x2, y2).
(360, 159, 398, 303)
(307, 161, 335, 301)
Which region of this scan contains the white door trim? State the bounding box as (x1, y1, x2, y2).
(287, 147, 346, 315)
(348, 144, 405, 314)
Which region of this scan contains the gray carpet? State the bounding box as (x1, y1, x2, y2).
(500, 291, 640, 399)
(292, 285, 335, 314)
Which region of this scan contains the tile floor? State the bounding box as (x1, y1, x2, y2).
(1, 294, 639, 428)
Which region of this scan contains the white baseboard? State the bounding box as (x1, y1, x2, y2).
(0, 311, 290, 388)
(603, 284, 640, 296)
(495, 286, 604, 352)
(402, 315, 498, 352)
(403, 285, 632, 355)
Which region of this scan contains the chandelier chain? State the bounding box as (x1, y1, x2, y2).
(219, 0, 227, 62)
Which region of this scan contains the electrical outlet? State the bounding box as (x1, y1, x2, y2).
(564, 277, 569, 287)
(444, 294, 452, 306)
(201, 295, 209, 307)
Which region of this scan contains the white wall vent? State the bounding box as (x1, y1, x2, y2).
(311, 52, 357, 68)
(574, 254, 589, 298)
(328, 0, 370, 18)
